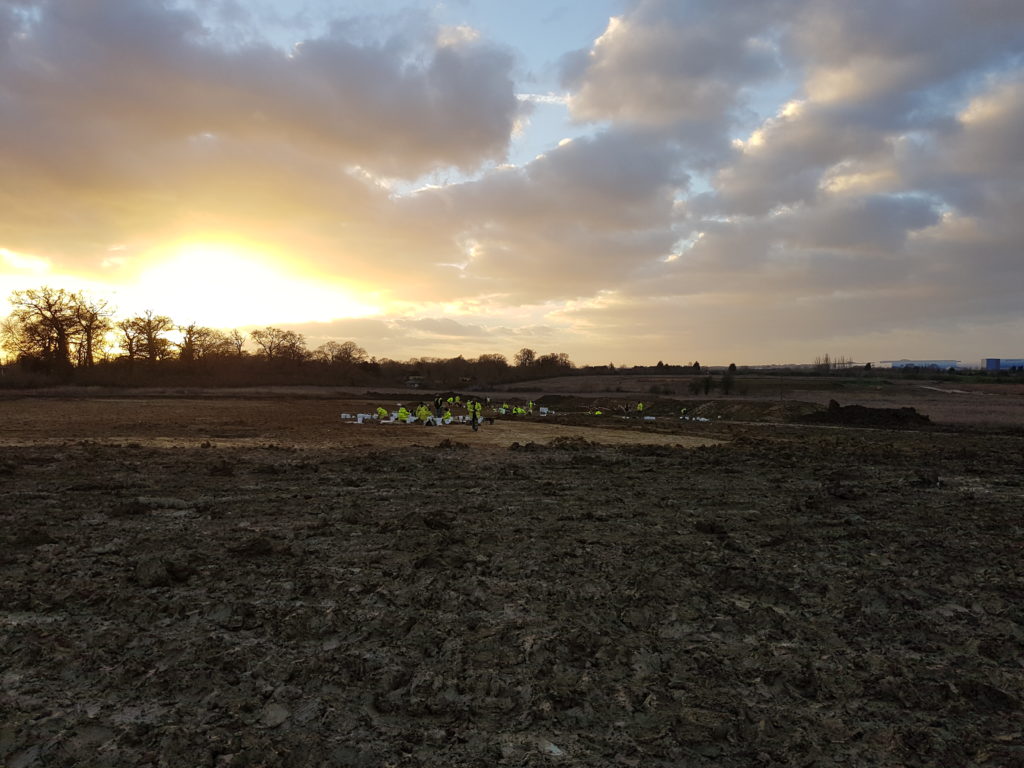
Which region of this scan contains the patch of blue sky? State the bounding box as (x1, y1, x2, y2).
(434, 0, 623, 87)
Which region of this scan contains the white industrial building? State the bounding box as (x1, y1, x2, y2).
(879, 359, 960, 369)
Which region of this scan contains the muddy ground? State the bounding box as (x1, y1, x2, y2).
(1, 392, 1023, 767)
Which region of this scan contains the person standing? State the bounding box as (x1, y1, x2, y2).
(469, 400, 482, 431)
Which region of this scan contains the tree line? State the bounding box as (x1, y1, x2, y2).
(0, 286, 577, 388)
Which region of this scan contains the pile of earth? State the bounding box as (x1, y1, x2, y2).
(664, 400, 824, 423)
(797, 399, 931, 428)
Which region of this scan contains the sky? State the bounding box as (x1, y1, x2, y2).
(1, 0, 1023, 366)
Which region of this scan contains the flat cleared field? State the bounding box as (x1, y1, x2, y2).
(2, 390, 1022, 767)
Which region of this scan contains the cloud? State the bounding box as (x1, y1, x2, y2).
(392, 128, 688, 301)
(3, 0, 522, 174)
(561, 0, 784, 163)
(2, 0, 1024, 365)
(710, 0, 1024, 215)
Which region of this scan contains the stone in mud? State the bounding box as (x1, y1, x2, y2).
(134, 557, 171, 588)
(260, 702, 290, 728)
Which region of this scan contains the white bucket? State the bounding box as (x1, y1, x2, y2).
(340, 413, 352, 420)
(539, 407, 549, 415)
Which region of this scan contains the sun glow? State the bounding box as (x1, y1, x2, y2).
(132, 242, 380, 327)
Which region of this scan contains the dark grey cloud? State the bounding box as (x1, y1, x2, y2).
(394, 128, 687, 301)
(0, 0, 522, 177)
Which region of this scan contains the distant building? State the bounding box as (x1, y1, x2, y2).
(880, 359, 960, 369)
(985, 358, 1024, 371)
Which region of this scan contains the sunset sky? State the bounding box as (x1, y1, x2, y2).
(1, 0, 1023, 365)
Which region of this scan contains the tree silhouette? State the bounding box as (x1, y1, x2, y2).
(116, 318, 144, 361)
(120, 311, 173, 362)
(178, 324, 233, 362)
(74, 295, 113, 367)
(228, 329, 247, 357)
(314, 340, 367, 365)
(3, 287, 83, 372)
(514, 347, 536, 367)
(250, 327, 307, 361)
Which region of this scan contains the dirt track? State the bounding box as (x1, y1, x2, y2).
(0, 398, 721, 450)
(2, 393, 1022, 767)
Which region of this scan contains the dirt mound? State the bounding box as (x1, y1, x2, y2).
(535, 393, 587, 409)
(546, 435, 596, 450)
(669, 399, 824, 422)
(798, 399, 932, 428)
(508, 436, 595, 452)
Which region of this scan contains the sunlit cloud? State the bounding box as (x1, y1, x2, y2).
(127, 242, 381, 328)
(1, 248, 51, 276)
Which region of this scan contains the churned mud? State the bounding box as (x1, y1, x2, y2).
(1, 394, 1022, 767)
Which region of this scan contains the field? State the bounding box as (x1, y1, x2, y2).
(2, 379, 1023, 767)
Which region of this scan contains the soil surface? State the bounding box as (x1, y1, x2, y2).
(2, 392, 1023, 767)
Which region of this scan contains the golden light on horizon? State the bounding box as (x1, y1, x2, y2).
(132, 242, 381, 328)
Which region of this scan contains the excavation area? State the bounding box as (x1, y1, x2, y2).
(1, 390, 1022, 767)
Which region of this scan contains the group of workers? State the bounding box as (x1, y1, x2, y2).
(374, 394, 532, 432)
(373, 394, 662, 428)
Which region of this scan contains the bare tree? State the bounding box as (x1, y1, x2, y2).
(74, 294, 114, 367)
(177, 324, 233, 362)
(535, 352, 574, 372)
(135, 311, 174, 362)
(1, 314, 52, 362)
(514, 347, 536, 367)
(3, 287, 84, 370)
(177, 324, 200, 363)
(228, 329, 247, 356)
(250, 327, 307, 361)
(475, 353, 509, 382)
(116, 318, 144, 361)
(313, 340, 367, 365)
